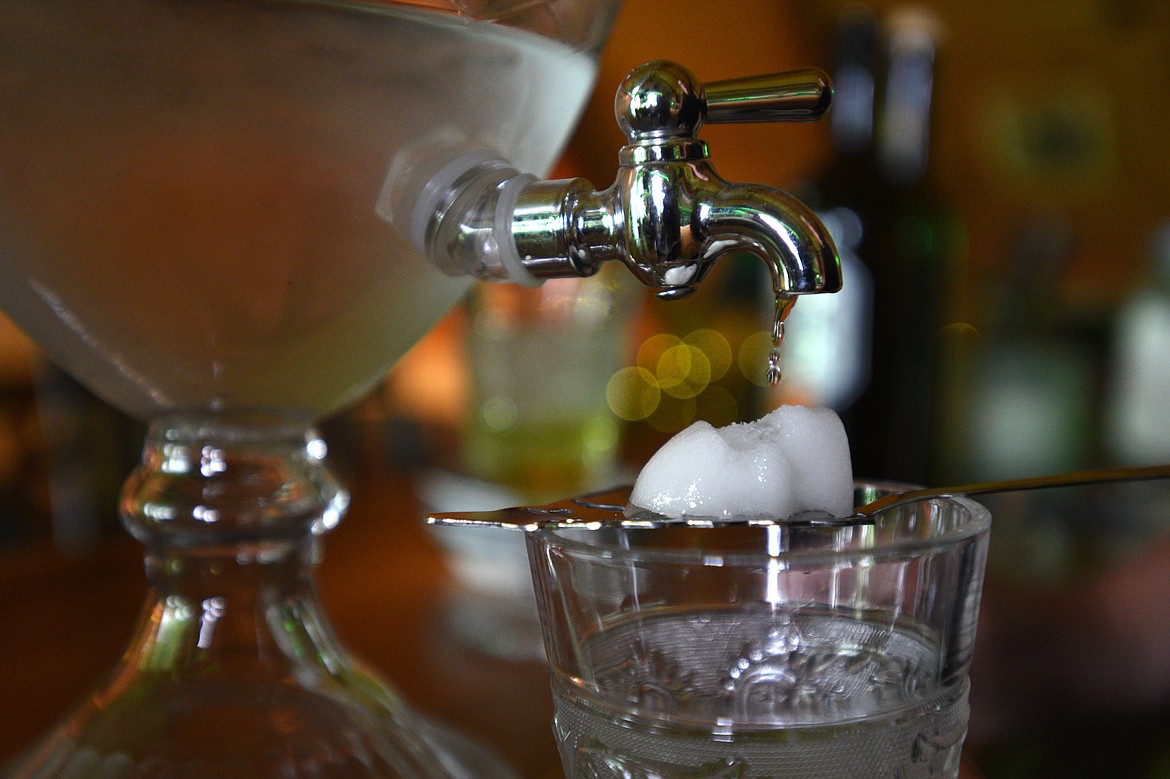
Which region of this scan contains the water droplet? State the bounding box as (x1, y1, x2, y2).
(766, 351, 783, 385)
(766, 294, 797, 386)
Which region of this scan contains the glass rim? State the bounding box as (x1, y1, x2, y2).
(530, 482, 992, 567)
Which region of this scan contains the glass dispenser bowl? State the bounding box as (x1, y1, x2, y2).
(0, 0, 617, 420)
(0, 1, 619, 776)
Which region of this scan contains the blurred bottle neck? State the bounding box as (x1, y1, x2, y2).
(877, 9, 940, 189)
(828, 4, 879, 160)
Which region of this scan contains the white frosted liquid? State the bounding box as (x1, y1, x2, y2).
(0, 0, 596, 419)
(552, 608, 970, 778)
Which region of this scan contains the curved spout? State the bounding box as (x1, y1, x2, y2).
(698, 183, 842, 298)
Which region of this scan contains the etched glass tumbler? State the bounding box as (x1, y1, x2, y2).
(526, 487, 991, 779)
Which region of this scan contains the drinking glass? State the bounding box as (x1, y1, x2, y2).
(526, 485, 991, 778)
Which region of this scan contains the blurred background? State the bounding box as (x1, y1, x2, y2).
(1, 1, 1169, 777)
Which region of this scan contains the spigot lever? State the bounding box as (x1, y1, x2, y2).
(615, 62, 832, 144)
(703, 69, 833, 125)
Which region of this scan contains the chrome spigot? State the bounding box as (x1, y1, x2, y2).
(512, 61, 841, 300)
(385, 60, 842, 301)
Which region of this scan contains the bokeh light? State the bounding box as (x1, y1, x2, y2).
(610, 326, 761, 432)
(695, 385, 739, 428)
(480, 395, 518, 431)
(646, 393, 698, 433)
(739, 330, 774, 387)
(684, 328, 733, 381)
(606, 366, 661, 421)
(636, 333, 682, 372)
(658, 343, 711, 399)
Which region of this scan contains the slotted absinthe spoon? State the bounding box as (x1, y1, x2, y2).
(425, 463, 1170, 531)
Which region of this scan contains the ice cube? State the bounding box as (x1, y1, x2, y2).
(629, 405, 853, 519)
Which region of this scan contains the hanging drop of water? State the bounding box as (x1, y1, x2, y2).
(766, 294, 797, 385)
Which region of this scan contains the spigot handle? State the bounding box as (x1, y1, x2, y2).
(616, 62, 832, 143)
(704, 68, 833, 124)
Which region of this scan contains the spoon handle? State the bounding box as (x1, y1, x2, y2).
(858, 463, 1170, 516)
(427, 464, 1170, 531)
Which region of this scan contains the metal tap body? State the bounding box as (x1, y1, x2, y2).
(400, 61, 842, 300)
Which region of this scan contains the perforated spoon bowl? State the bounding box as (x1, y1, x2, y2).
(425, 463, 1170, 531)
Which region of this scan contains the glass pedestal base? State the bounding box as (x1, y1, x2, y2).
(3, 414, 515, 779)
(5, 670, 514, 778)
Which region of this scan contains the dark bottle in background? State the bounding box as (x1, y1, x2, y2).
(955, 213, 1096, 481)
(796, 3, 882, 238)
(802, 5, 961, 484)
(1104, 221, 1170, 466)
(771, 4, 875, 415)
